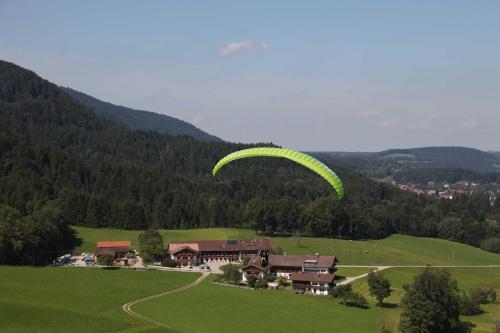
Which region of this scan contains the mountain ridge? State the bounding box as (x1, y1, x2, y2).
(62, 87, 221, 142)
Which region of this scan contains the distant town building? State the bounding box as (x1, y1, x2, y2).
(168, 239, 272, 265)
(242, 253, 337, 295)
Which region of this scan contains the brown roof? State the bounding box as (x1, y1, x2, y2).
(168, 239, 272, 253)
(290, 272, 335, 283)
(244, 254, 337, 271)
(96, 241, 131, 248)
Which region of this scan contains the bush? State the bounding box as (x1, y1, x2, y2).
(470, 287, 496, 304)
(330, 284, 352, 299)
(277, 276, 289, 287)
(255, 278, 268, 289)
(348, 292, 368, 307)
(480, 238, 500, 254)
(161, 258, 177, 268)
(247, 275, 257, 288)
(460, 291, 482, 315)
(97, 254, 115, 267)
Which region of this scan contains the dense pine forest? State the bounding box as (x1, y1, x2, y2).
(1, 60, 499, 264)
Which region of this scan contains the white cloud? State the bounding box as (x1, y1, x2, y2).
(218, 42, 269, 56)
(454, 117, 479, 130)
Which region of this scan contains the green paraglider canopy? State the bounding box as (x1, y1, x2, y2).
(212, 147, 344, 199)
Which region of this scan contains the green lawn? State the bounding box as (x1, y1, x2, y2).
(351, 267, 500, 333)
(336, 267, 375, 278)
(73, 226, 500, 266)
(0, 266, 199, 333)
(135, 274, 386, 333)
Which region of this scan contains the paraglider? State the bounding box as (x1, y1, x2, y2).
(212, 147, 344, 199)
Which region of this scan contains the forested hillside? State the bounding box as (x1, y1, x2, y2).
(1, 59, 499, 264)
(62, 87, 221, 142)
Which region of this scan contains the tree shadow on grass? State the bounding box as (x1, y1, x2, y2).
(102, 266, 121, 270)
(379, 302, 398, 308)
(451, 321, 475, 333)
(343, 302, 370, 310)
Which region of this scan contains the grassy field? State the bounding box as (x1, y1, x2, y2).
(0, 266, 199, 333)
(351, 267, 500, 333)
(135, 274, 386, 333)
(1, 265, 498, 333)
(73, 226, 500, 266)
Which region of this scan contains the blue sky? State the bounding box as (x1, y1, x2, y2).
(1, 0, 499, 151)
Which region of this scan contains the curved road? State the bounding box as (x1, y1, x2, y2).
(122, 272, 209, 330)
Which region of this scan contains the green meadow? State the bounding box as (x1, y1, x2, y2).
(351, 267, 500, 333)
(0, 266, 198, 333)
(135, 274, 386, 333)
(73, 226, 500, 266)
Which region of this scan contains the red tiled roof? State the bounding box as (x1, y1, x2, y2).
(168, 239, 272, 253)
(96, 241, 131, 248)
(290, 272, 335, 283)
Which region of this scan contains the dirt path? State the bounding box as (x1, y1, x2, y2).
(122, 272, 209, 330)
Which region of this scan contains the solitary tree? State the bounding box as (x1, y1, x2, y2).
(400, 268, 461, 333)
(367, 271, 391, 306)
(138, 229, 164, 263)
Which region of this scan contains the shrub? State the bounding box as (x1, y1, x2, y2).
(460, 291, 482, 315)
(470, 287, 496, 304)
(255, 278, 268, 289)
(161, 258, 177, 268)
(97, 254, 115, 267)
(277, 276, 289, 287)
(247, 275, 257, 288)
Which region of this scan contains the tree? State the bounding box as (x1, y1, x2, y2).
(98, 254, 115, 267)
(221, 264, 242, 285)
(138, 229, 164, 263)
(330, 284, 366, 307)
(400, 268, 461, 333)
(367, 271, 391, 306)
(480, 238, 500, 254)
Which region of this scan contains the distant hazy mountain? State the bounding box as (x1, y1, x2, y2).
(311, 146, 500, 181)
(374, 147, 500, 172)
(62, 87, 221, 142)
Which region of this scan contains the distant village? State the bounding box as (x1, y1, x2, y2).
(376, 178, 498, 205)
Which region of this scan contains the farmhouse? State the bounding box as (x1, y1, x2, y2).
(242, 253, 337, 295)
(168, 239, 272, 265)
(95, 241, 131, 266)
